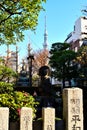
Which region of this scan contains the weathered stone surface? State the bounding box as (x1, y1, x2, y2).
(63, 88, 83, 130)
(20, 107, 32, 130)
(42, 107, 55, 130)
(0, 107, 9, 130)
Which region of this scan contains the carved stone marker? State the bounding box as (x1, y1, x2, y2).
(63, 88, 83, 130)
(20, 107, 32, 130)
(0, 107, 9, 130)
(42, 107, 55, 130)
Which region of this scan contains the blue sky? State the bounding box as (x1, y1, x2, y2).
(0, 0, 87, 63)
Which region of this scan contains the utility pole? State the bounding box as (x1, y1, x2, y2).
(27, 44, 34, 87)
(6, 45, 9, 66)
(16, 46, 18, 73)
(29, 55, 34, 87)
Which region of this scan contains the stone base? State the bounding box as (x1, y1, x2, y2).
(33, 120, 64, 130)
(33, 120, 42, 130)
(55, 120, 64, 130)
(9, 120, 64, 130)
(9, 121, 20, 130)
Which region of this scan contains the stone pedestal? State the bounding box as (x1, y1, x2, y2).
(9, 121, 19, 130)
(20, 107, 32, 130)
(42, 107, 55, 130)
(0, 107, 9, 130)
(63, 88, 83, 130)
(33, 120, 42, 130)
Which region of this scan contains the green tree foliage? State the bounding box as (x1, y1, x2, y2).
(0, 82, 14, 93)
(76, 45, 87, 65)
(49, 42, 78, 87)
(0, 57, 17, 93)
(0, 58, 15, 105)
(0, 57, 16, 80)
(76, 45, 87, 78)
(0, 0, 46, 45)
(0, 65, 17, 82)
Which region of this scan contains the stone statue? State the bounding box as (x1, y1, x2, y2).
(39, 66, 54, 107)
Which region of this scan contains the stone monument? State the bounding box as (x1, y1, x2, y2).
(63, 88, 83, 130)
(42, 107, 55, 130)
(0, 107, 9, 130)
(20, 107, 32, 130)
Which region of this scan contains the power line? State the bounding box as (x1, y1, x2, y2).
(26, 33, 43, 51)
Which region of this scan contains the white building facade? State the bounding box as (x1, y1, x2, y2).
(65, 16, 87, 52)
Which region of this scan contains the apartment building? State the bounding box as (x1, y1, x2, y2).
(65, 16, 87, 52)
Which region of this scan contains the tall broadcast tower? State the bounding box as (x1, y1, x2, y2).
(43, 16, 48, 50)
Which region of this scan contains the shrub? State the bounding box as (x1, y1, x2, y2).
(0, 91, 39, 122)
(0, 82, 14, 94)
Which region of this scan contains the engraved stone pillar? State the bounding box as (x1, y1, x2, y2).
(42, 107, 55, 130)
(0, 107, 9, 130)
(20, 107, 32, 130)
(63, 88, 83, 130)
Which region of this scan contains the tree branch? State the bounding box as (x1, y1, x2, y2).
(0, 3, 22, 25)
(0, 14, 12, 25)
